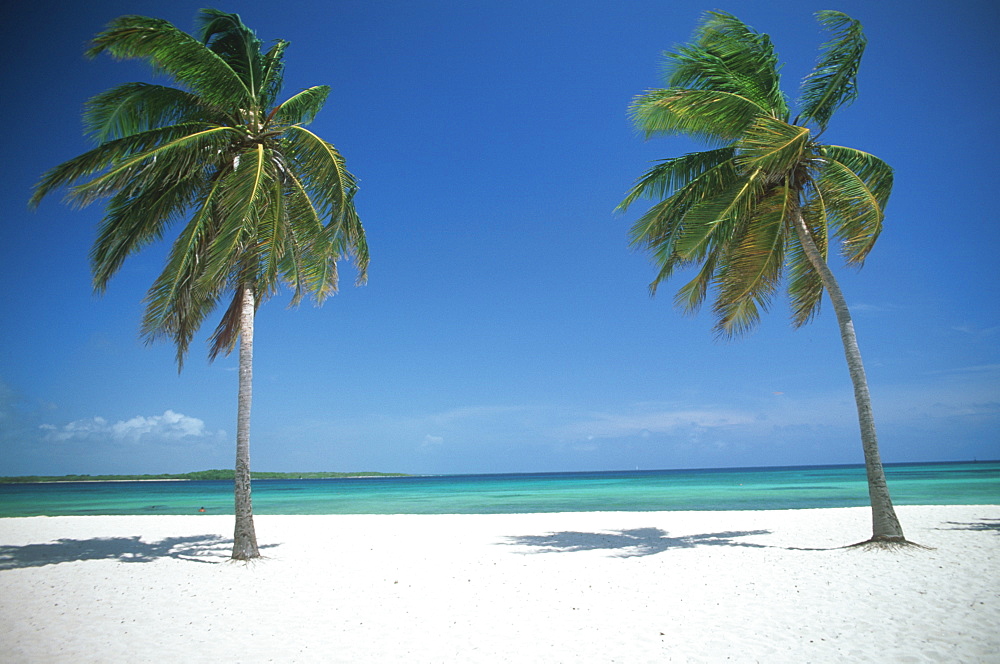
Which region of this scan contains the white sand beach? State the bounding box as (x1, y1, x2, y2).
(1, 505, 998, 663)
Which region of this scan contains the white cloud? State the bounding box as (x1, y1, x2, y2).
(557, 404, 758, 441)
(951, 325, 999, 337)
(928, 363, 1000, 375)
(423, 405, 531, 427)
(40, 410, 225, 445)
(421, 434, 445, 449)
(112, 410, 207, 440)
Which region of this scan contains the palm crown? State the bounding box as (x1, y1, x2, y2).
(619, 11, 892, 337)
(31, 10, 368, 366)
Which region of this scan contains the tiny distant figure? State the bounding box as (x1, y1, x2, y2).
(198, 507, 206, 513)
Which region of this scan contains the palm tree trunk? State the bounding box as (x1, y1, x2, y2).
(232, 285, 260, 560)
(791, 211, 906, 543)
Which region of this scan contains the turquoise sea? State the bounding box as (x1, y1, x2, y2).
(0, 461, 996, 518)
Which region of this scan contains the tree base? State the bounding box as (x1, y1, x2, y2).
(847, 536, 931, 551)
(229, 545, 261, 561)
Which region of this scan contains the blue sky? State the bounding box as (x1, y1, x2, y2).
(2, 0, 997, 476)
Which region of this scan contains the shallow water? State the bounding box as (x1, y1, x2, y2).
(0, 461, 996, 517)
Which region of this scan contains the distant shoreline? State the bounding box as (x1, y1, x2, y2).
(42, 478, 192, 483)
(0, 470, 409, 484)
(1, 460, 992, 484)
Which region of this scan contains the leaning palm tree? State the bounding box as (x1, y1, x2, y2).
(620, 11, 909, 545)
(30, 9, 368, 559)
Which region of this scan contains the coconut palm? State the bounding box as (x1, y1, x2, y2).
(620, 11, 908, 544)
(30, 9, 368, 559)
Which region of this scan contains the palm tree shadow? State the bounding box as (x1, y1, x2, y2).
(0, 535, 279, 570)
(504, 527, 773, 558)
(939, 518, 1000, 534)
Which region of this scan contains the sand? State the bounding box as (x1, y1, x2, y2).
(1, 505, 998, 663)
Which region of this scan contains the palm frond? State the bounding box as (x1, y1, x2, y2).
(256, 172, 287, 301)
(814, 146, 891, 264)
(712, 183, 791, 336)
(87, 14, 251, 109)
(647, 254, 681, 297)
(672, 169, 765, 260)
(331, 203, 369, 286)
(259, 40, 289, 110)
(207, 288, 243, 361)
(140, 188, 225, 369)
(673, 252, 719, 312)
(68, 125, 240, 207)
(30, 123, 228, 208)
(278, 178, 320, 305)
(666, 11, 789, 119)
(627, 151, 748, 297)
(637, 170, 765, 302)
(618, 147, 735, 212)
(272, 86, 330, 126)
(736, 116, 810, 175)
(196, 9, 263, 100)
(669, 199, 732, 261)
(626, 152, 741, 256)
(822, 145, 893, 210)
(629, 88, 768, 143)
(788, 184, 830, 326)
(201, 145, 275, 287)
(282, 163, 326, 237)
(629, 198, 688, 285)
(91, 177, 205, 292)
(798, 11, 866, 131)
(282, 125, 358, 223)
(83, 83, 217, 143)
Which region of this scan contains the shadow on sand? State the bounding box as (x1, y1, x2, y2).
(505, 527, 772, 557)
(939, 518, 1000, 534)
(0, 534, 258, 570)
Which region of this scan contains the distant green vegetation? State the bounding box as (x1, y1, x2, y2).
(0, 470, 408, 484)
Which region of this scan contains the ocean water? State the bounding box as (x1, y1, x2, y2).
(0, 461, 996, 518)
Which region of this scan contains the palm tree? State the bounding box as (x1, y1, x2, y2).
(30, 10, 368, 559)
(619, 11, 909, 545)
